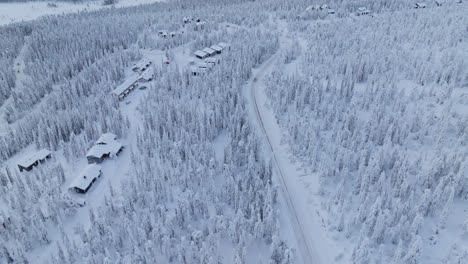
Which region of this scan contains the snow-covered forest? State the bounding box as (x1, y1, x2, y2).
(265, 1, 468, 263)
(0, 0, 467, 263)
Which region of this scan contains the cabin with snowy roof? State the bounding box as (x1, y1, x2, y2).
(68, 164, 102, 194)
(202, 47, 217, 57)
(139, 67, 154, 82)
(356, 7, 371, 16)
(17, 149, 51, 172)
(210, 44, 223, 54)
(194, 50, 209, 59)
(86, 133, 123, 164)
(112, 75, 140, 101)
(132, 58, 152, 72)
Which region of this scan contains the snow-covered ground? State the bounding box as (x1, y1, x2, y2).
(0, 0, 166, 26)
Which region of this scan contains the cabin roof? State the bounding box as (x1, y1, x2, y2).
(96, 133, 117, 145)
(69, 164, 101, 191)
(218, 42, 230, 49)
(86, 138, 122, 159)
(139, 67, 154, 81)
(194, 50, 208, 58)
(202, 47, 216, 55)
(112, 75, 140, 96)
(210, 45, 223, 52)
(18, 149, 51, 168)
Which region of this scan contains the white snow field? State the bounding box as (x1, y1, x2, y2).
(0, 0, 467, 263)
(0, 0, 166, 26)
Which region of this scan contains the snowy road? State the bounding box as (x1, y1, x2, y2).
(248, 47, 323, 263)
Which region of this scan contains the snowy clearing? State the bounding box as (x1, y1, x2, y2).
(0, 0, 166, 26)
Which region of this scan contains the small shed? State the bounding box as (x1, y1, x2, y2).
(414, 2, 427, 8)
(194, 50, 209, 59)
(210, 45, 223, 54)
(435, 0, 444, 6)
(328, 9, 336, 14)
(190, 66, 205, 76)
(86, 134, 123, 164)
(111, 75, 140, 101)
(68, 164, 102, 194)
(17, 149, 52, 172)
(170, 31, 178, 38)
(202, 47, 217, 57)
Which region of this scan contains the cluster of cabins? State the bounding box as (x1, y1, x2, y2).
(302, 0, 462, 20)
(17, 149, 52, 172)
(305, 4, 336, 14)
(183, 17, 207, 31)
(158, 17, 207, 39)
(415, 0, 462, 8)
(112, 58, 154, 101)
(68, 133, 123, 194)
(191, 42, 230, 76)
(158, 30, 184, 39)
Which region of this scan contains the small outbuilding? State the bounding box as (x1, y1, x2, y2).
(435, 0, 444, 6)
(17, 149, 52, 172)
(112, 75, 140, 101)
(86, 133, 123, 164)
(191, 66, 207, 76)
(68, 164, 102, 194)
(194, 50, 209, 59)
(328, 9, 336, 14)
(414, 2, 427, 8)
